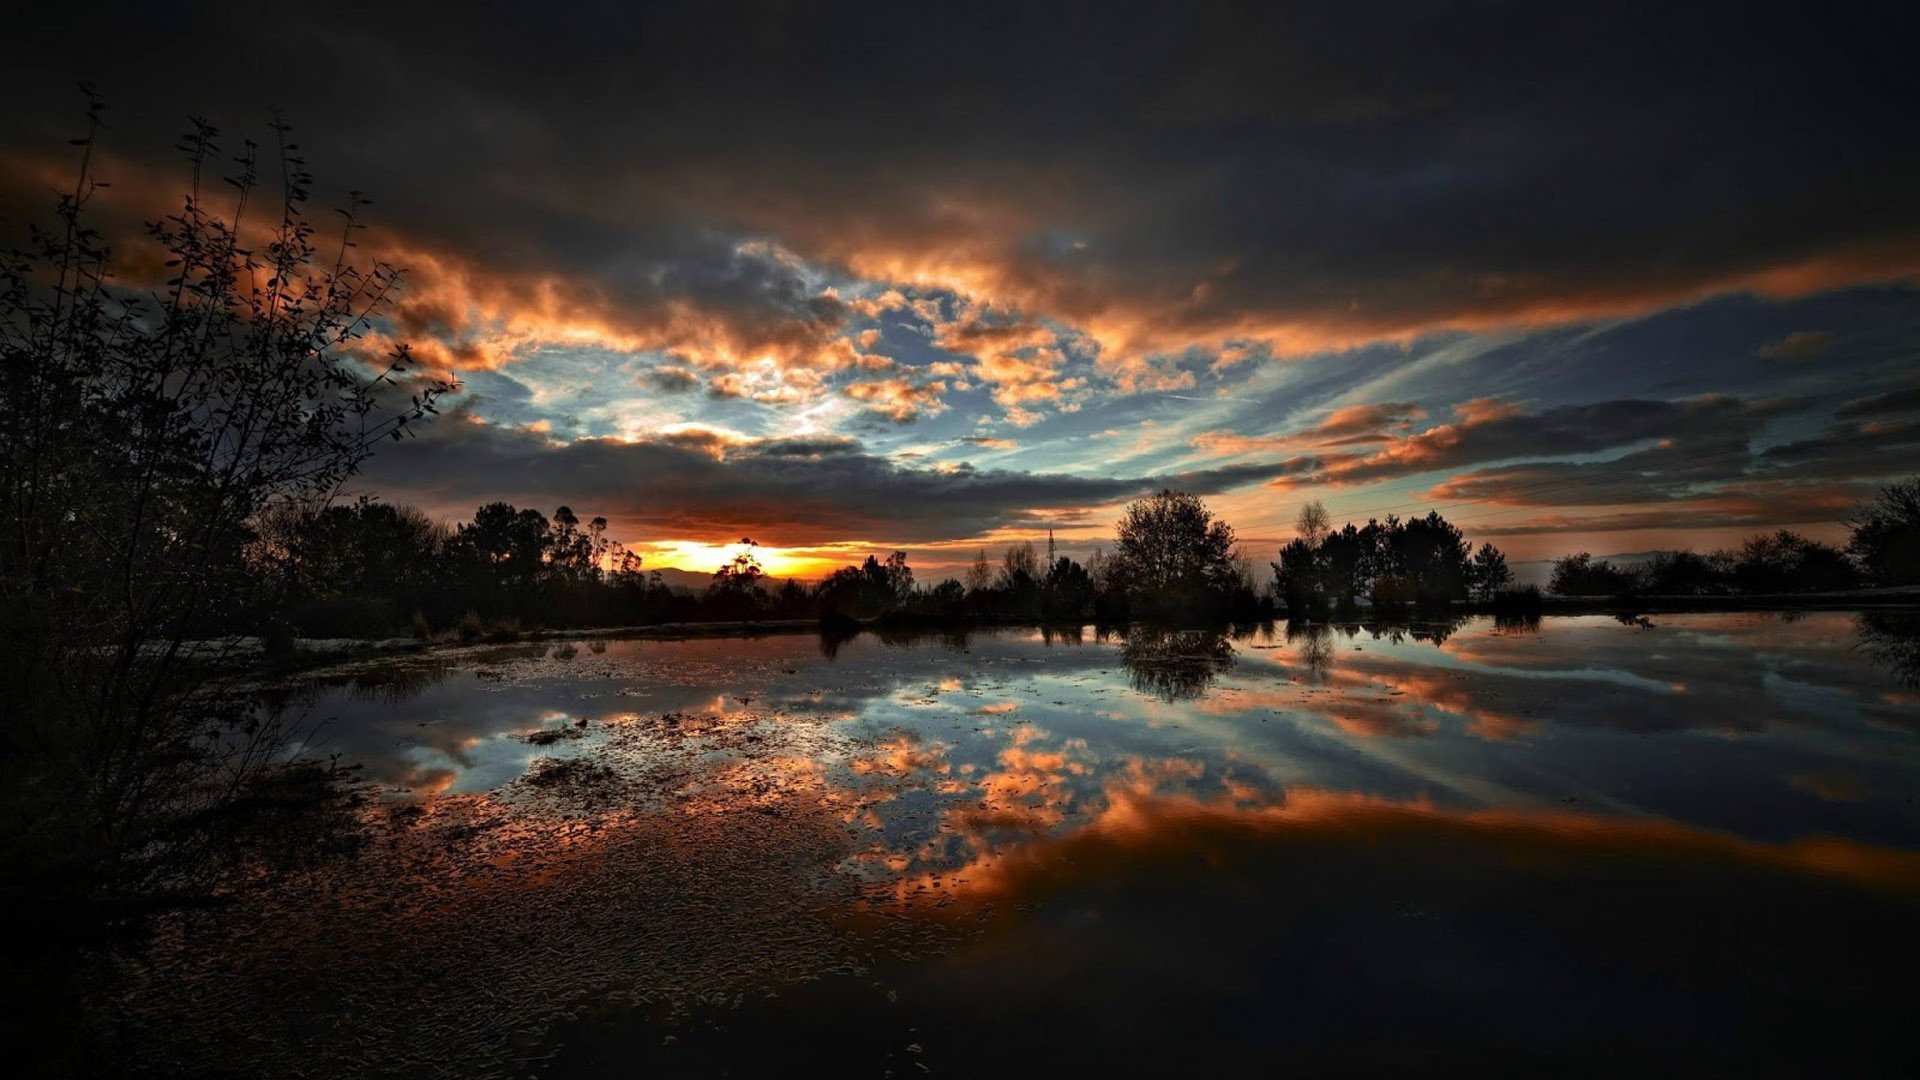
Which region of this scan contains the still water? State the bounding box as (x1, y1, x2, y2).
(127, 612, 1920, 1076)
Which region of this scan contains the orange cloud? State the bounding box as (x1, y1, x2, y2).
(797, 195, 1920, 391)
(896, 780, 1920, 919)
(842, 377, 950, 422)
(1192, 401, 1426, 456)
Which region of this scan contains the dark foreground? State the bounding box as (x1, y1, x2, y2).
(83, 612, 1920, 1076)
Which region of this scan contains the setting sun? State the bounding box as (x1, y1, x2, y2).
(644, 539, 823, 580)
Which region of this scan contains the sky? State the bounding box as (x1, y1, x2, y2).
(4, 1, 1918, 579)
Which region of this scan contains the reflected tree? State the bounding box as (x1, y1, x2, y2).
(1856, 611, 1920, 688)
(1040, 624, 1085, 646)
(1492, 610, 1543, 634)
(817, 619, 860, 659)
(1353, 614, 1468, 647)
(1119, 626, 1234, 702)
(1286, 622, 1336, 682)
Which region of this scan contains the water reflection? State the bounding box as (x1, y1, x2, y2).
(1117, 625, 1234, 701)
(146, 610, 1920, 1076)
(1286, 621, 1336, 681)
(272, 612, 1920, 833)
(1859, 610, 1920, 689)
(1493, 608, 1543, 633)
(1037, 623, 1083, 646)
(817, 620, 860, 658)
(576, 778, 1920, 1077)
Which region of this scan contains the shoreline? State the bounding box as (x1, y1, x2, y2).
(217, 596, 1920, 679)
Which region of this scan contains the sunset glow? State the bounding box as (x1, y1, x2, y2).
(641, 539, 829, 580)
(9, 5, 1920, 1075)
(0, 7, 1907, 572)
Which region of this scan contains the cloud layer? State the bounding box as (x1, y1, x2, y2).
(4, 3, 1917, 560)
(360, 407, 1282, 546)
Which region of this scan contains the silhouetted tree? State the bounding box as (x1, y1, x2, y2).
(1549, 553, 1638, 597)
(546, 506, 596, 586)
(1544, 528, 1867, 600)
(1274, 510, 1493, 613)
(706, 538, 768, 617)
(1318, 523, 1372, 609)
(1848, 478, 1920, 586)
(451, 502, 552, 612)
(1112, 490, 1242, 619)
(258, 497, 446, 635)
(1371, 511, 1472, 605)
(882, 550, 915, 603)
(999, 541, 1039, 590)
(1295, 500, 1331, 547)
(1043, 555, 1093, 620)
(817, 550, 914, 619)
(0, 101, 450, 929)
(928, 578, 966, 610)
(1272, 538, 1324, 615)
(964, 547, 994, 593)
(1637, 550, 1729, 596)
(1468, 542, 1512, 599)
(1086, 545, 1129, 622)
(768, 577, 811, 618)
(1723, 531, 1856, 594)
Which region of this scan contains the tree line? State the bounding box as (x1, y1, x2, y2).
(265, 478, 1920, 639)
(1271, 503, 1521, 616)
(1267, 481, 1920, 614)
(260, 488, 1275, 638)
(1548, 481, 1920, 598)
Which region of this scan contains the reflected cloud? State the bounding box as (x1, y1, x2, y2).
(162, 614, 1920, 1074)
(889, 779, 1920, 925)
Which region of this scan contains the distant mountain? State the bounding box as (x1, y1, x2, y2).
(646, 566, 716, 594)
(643, 565, 813, 594)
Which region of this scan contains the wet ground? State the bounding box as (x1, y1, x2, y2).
(113, 612, 1920, 1076)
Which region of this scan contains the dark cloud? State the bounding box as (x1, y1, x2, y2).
(7, 3, 1918, 549)
(1755, 331, 1835, 360)
(357, 408, 1283, 545)
(1272, 396, 1794, 490)
(642, 365, 700, 393)
(1426, 438, 1763, 507)
(1412, 408, 1913, 534)
(1755, 418, 1920, 480)
(1471, 495, 1864, 537)
(3, 1, 1915, 367)
(1836, 385, 1920, 420)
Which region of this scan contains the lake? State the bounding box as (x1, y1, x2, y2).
(118, 611, 1920, 1076)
